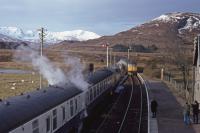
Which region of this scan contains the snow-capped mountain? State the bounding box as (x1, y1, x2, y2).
(56, 12, 200, 51)
(0, 27, 101, 43)
(0, 33, 29, 49)
(0, 33, 19, 42)
(152, 12, 200, 34)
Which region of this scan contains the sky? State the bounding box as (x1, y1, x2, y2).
(0, 0, 200, 35)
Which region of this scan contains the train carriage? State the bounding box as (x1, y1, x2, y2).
(0, 68, 121, 133)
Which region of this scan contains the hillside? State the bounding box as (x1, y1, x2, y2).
(55, 12, 200, 51)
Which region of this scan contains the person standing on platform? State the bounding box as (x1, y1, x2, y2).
(183, 102, 191, 125)
(151, 99, 158, 118)
(192, 101, 199, 124)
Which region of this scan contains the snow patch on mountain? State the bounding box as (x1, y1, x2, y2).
(0, 33, 20, 42)
(0, 27, 101, 43)
(153, 12, 185, 22)
(152, 13, 200, 34)
(0, 27, 24, 39)
(179, 17, 200, 32)
(153, 14, 171, 22)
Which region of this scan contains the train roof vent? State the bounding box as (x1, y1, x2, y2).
(36, 88, 40, 91)
(26, 95, 31, 99)
(20, 93, 24, 95)
(4, 101, 10, 106)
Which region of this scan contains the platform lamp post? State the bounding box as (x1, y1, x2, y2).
(38, 27, 47, 89)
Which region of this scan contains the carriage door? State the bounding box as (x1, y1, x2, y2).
(46, 115, 51, 133)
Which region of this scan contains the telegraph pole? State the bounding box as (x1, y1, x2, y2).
(38, 27, 46, 89)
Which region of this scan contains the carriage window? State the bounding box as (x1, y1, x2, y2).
(105, 80, 107, 89)
(102, 82, 104, 91)
(75, 99, 78, 112)
(87, 92, 89, 102)
(94, 86, 97, 98)
(32, 120, 39, 133)
(53, 109, 57, 130)
(70, 100, 74, 116)
(90, 89, 93, 101)
(46, 117, 50, 132)
(97, 85, 100, 95)
(62, 106, 65, 120)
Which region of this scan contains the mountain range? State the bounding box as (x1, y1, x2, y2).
(0, 27, 101, 43)
(0, 12, 200, 50)
(56, 12, 200, 51)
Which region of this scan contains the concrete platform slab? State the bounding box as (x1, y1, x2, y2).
(145, 79, 198, 133)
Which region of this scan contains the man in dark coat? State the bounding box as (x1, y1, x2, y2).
(192, 101, 199, 124)
(151, 99, 158, 118)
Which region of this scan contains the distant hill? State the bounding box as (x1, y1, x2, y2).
(56, 12, 200, 51)
(0, 27, 101, 43)
(0, 34, 28, 49)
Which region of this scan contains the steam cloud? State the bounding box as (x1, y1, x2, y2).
(14, 46, 89, 90)
(15, 46, 67, 85)
(65, 56, 89, 90)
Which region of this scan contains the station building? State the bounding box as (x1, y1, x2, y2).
(193, 35, 200, 103)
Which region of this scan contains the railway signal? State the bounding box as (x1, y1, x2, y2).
(102, 43, 110, 67)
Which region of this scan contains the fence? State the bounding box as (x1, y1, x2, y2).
(163, 72, 193, 101)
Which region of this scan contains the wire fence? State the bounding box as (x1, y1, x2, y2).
(163, 72, 193, 100)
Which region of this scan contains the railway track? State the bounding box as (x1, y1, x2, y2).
(96, 75, 148, 133)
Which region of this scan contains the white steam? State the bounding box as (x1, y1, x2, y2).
(14, 46, 89, 90)
(15, 46, 67, 85)
(65, 56, 89, 90)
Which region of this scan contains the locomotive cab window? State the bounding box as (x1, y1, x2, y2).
(32, 119, 39, 133)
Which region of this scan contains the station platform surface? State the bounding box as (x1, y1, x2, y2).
(144, 78, 200, 133)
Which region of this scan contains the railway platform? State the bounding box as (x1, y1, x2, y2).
(144, 77, 200, 133)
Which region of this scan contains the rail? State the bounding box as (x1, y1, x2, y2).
(137, 74, 150, 133)
(96, 90, 123, 133)
(95, 75, 148, 133)
(117, 76, 135, 133)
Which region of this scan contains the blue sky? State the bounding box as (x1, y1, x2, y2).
(0, 0, 200, 35)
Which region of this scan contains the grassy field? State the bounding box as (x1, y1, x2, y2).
(0, 48, 173, 99)
(0, 73, 48, 99)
